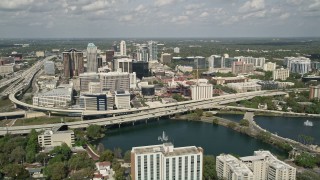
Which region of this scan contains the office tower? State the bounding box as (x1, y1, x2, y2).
(113, 58, 133, 73)
(97, 57, 103, 68)
(120, 40, 127, 56)
(194, 56, 206, 69)
(234, 56, 266, 69)
(131, 143, 203, 180)
(79, 93, 108, 111)
(173, 47, 180, 53)
(272, 68, 290, 80)
(87, 43, 98, 73)
(160, 53, 172, 64)
(63, 48, 84, 79)
(137, 44, 149, 62)
(79, 72, 100, 91)
(263, 62, 276, 71)
(224, 57, 237, 68)
(44, 61, 55, 75)
(132, 61, 149, 79)
(148, 41, 158, 61)
(285, 57, 311, 75)
(232, 61, 254, 75)
(100, 72, 130, 91)
(106, 50, 114, 63)
(129, 72, 137, 89)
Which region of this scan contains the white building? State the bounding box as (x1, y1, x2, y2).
(190, 83, 213, 100)
(227, 82, 261, 93)
(87, 43, 98, 73)
(36, 51, 45, 57)
(88, 82, 101, 93)
(131, 143, 203, 180)
(137, 44, 149, 62)
(285, 57, 311, 75)
(79, 72, 100, 91)
(115, 90, 130, 109)
(241, 151, 296, 180)
(0, 65, 14, 74)
(263, 62, 276, 71)
(176, 65, 193, 73)
(100, 72, 130, 91)
(160, 53, 172, 64)
(38, 126, 75, 148)
(216, 154, 254, 180)
(273, 68, 290, 80)
(44, 61, 55, 75)
(235, 56, 266, 69)
(173, 47, 180, 53)
(113, 58, 132, 73)
(33, 85, 73, 107)
(120, 40, 127, 56)
(129, 72, 137, 89)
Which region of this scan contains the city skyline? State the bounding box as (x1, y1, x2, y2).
(0, 0, 319, 38)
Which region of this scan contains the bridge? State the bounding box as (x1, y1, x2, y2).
(0, 90, 287, 135)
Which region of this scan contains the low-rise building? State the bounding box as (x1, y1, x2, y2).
(227, 82, 261, 93)
(0, 64, 14, 74)
(176, 65, 193, 73)
(38, 125, 75, 148)
(232, 61, 254, 75)
(160, 53, 172, 64)
(309, 85, 320, 100)
(190, 83, 213, 100)
(36, 51, 45, 57)
(115, 90, 130, 109)
(44, 61, 55, 75)
(263, 62, 276, 71)
(33, 85, 72, 107)
(212, 76, 248, 85)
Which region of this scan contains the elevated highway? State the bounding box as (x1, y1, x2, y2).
(0, 91, 287, 135)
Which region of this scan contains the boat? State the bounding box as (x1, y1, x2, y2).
(304, 120, 313, 127)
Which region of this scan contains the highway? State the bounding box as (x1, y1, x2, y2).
(0, 90, 286, 135)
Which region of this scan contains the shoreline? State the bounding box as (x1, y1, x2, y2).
(217, 110, 320, 119)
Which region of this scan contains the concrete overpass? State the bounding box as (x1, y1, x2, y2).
(0, 90, 287, 135)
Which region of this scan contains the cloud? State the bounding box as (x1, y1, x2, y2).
(119, 15, 133, 22)
(171, 15, 189, 24)
(199, 12, 209, 18)
(81, 0, 113, 12)
(135, 4, 145, 12)
(155, 0, 175, 7)
(0, 0, 34, 10)
(185, 3, 205, 10)
(239, 0, 265, 13)
(279, 12, 290, 19)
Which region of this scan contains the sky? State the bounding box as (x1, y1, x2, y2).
(0, 0, 319, 38)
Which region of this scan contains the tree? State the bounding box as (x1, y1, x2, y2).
(99, 149, 114, 162)
(295, 152, 319, 168)
(124, 150, 131, 163)
(194, 108, 204, 117)
(68, 152, 94, 171)
(296, 170, 320, 180)
(50, 143, 72, 161)
(87, 124, 104, 139)
(227, 122, 237, 129)
(97, 143, 105, 155)
(239, 119, 249, 126)
(203, 155, 218, 180)
(45, 162, 68, 180)
(2, 164, 29, 179)
(10, 146, 26, 163)
(114, 147, 122, 159)
(69, 168, 94, 180)
(212, 119, 219, 125)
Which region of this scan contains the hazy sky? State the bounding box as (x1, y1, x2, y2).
(0, 0, 319, 38)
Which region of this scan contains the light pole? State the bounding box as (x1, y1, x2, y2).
(6, 124, 8, 134)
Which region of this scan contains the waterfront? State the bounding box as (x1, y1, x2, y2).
(98, 118, 287, 157)
(255, 116, 320, 145)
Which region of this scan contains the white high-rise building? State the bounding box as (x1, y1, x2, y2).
(285, 57, 311, 75)
(137, 44, 149, 62)
(272, 68, 290, 80)
(113, 58, 132, 73)
(87, 43, 98, 72)
(190, 83, 213, 100)
(44, 61, 55, 75)
(148, 41, 158, 61)
(263, 62, 276, 71)
(216, 154, 254, 180)
(120, 40, 127, 56)
(131, 143, 203, 180)
(115, 90, 131, 109)
(100, 72, 130, 91)
(235, 56, 266, 69)
(129, 72, 137, 89)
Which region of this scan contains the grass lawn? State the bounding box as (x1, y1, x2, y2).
(13, 116, 80, 126)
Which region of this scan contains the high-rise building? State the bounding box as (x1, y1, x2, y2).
(131, 143, 203, 180)
(148, 41, 158, 61)
(160, 53, 172, 64)
(224, 57, 238, 68)
(120, 40, 127, 56)
(194, 56, 206, 69)
(106, 50, 115, 63)
(263, 62, 276, 71)
(309, 85, 320, 100)
(100, 72, 130, 91)
(137, 44, 149, 62)
(190, 83, 213, 100)
(79, 93, 109, 111)
(208, 55, 224, 70)
(79, 72, 100, 91)
(231, 61, 254, 75)
(235, 56, 266, 69)
(44, 61, 55, 75)
(272, 68, 289, 80)
(173, 47, 180, 53)
(216, 154, 254, 180)
(132, 61, 149, 79)
(87, 43, 98, 73)
(63, 49, 84, 79)
(114, 90, 131, 109)
(285, 57, 311, 75)
(113, 58, 133, 73)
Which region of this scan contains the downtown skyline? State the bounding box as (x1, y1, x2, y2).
(0, 0, 319, 38)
